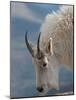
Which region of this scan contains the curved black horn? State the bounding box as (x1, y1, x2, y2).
(25, 32, 34, 57)
(37, 32, 41, 53)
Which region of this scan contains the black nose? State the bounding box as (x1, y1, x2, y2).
(37, 87, 43, 92)
(43, 63, 47, 67)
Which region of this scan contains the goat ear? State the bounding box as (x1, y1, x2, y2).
(46, 38, 53, 55)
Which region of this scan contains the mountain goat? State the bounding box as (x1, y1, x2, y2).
(25, 5, 74, 95)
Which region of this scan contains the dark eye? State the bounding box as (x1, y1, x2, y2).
(43, 63, 47, 67)
(37, 56, 42, 60)
(37, 51, 44, 60)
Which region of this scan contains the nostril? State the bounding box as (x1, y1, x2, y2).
(43, 63, 47, 67)
(37, 87, 43, 92)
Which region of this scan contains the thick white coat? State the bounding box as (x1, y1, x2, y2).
(40, 6, 73, 68)
(38, 6, 73, 92)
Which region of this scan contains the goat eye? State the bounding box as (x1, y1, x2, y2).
(37, 56, 42, 60)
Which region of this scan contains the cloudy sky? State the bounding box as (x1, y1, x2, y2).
(10, 2, 73, 98)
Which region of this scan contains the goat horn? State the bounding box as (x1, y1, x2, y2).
(25, 32, 34, 57)
(37, 32, 41, 53)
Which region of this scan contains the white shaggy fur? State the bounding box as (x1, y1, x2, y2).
(38, 5, 73, 94)
(40, 5, 73, 69)
(26, 5, 73, 95)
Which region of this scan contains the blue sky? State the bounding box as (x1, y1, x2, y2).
(10, 2, 73, 98)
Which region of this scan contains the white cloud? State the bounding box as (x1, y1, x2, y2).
(11, 2, 42, 24)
